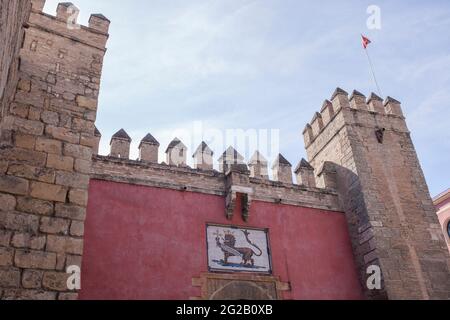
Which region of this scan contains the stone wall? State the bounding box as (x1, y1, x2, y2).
(0, 0, 32, 127)
(0, 0, 109, 300)
(91, 155, 342, 213)
(304, 89, 450, 299)
(1, 1, 446, 301)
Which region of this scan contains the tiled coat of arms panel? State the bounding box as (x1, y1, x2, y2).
(206, 224, 272, 274)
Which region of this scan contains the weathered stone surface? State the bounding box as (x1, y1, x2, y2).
(0, 230, 12, 247)
(63, 92, 76, 101)
(83, 109, 97, 122)
(0, 211, 39, 233)
(0, 248, 14, 267)
(47, 154, 74, 171)
(17, 79, 31, 92)
(0, 268, 21, 287)
(0, 175, 29, 195)
(14, 250, 57, 270)
(42, 272, 70, 292)
(28, 107, 41, 121)
(12, 117, 44, 135)
(40, 217, 70, 235)
(69, 189, 88, 206)
(30, 182, 67, 202)
(14, 89, 44, 108)
(0, 147, 47, 167)
(14, 133, 36, 150)
(63, 143, 92, 161)
(80, 133, 97, 148)
(45, 126, 80, 144)
(57, 113, 72, 129)
(55, 171, 90, 189)
(55, 253, 66, 272)
(70, 221, 84, 237)
(2, 289, 57, 300)
(22, 269, 43, 289)
(66, 255, 82, 269)
(55, 204, 86, 221)
(7, 164, 55, 184)
(0, 161, 8, 174)
(41, 110, 59, 125)
(72, 118, 93, 134)
(46, 235, 83, 255)
(35, 137, 62, 155)
(16, 197, 54, 216)
(0, 194, 17, 211)
(74, 159, 90, 174)
(58, 292, 78, 300)
(11, 233, 46, 250)
(10, 103, 28, 118)
(76, 95, 97, 110)
(0, 0, 30, 109)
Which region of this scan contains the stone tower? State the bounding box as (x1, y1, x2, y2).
(0, 0, 109, 299)
(303, 88, 450, 299)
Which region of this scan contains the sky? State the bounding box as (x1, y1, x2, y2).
(44, 0, 450, 196)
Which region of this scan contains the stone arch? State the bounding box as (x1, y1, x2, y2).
(209, 281, 275, 300)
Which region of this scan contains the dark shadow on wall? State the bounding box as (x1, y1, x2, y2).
(329, 162, 388, 300)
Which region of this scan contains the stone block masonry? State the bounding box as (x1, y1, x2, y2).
(0, 0, 109, 300)
(0, 0, 32, 121)
(304, 88, 450, 299)
(1, 1, 448, 301)
(91, 155, 341, 213)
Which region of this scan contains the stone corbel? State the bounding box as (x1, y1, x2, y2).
(224, 164, 253, 222)
(225, 191, 236, 220)
(225, 185, 254, 222)
(241, 193, 252, 222)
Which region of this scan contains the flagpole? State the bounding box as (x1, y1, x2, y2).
(364, 46, 383, 97)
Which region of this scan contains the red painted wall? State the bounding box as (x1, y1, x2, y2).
(79, 179, 363, 300)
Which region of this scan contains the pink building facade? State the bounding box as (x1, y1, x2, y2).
(434, 189, 450, 254)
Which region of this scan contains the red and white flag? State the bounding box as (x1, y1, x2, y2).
(361, 35, 371, 49)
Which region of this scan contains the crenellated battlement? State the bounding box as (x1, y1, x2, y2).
(93, 129, 325, 190)
(29, 0, 110, 51)
(91, 154, 342, 213)
(303, 88, 408, 162)
(301, 86, 450, 299)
